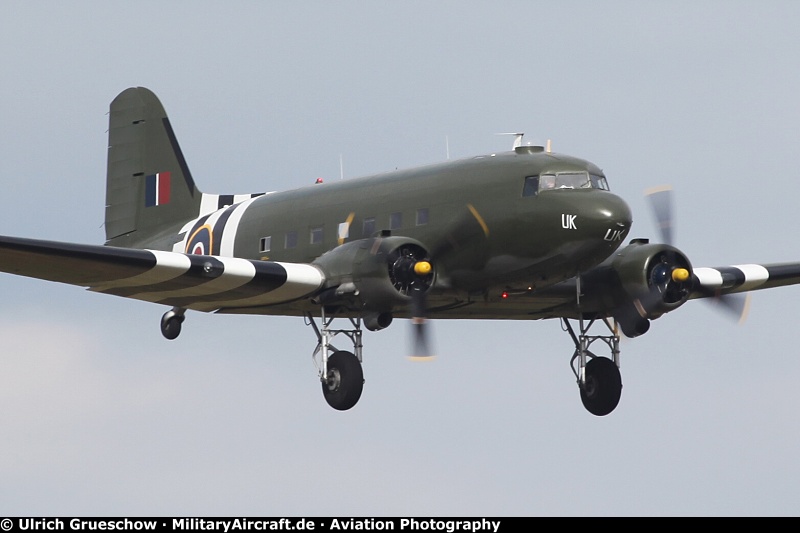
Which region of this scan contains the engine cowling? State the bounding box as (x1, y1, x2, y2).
(582, 239, 693, 338)
(311, 236, 434, 313)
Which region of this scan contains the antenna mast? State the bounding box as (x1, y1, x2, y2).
(496, 132, 525, 149)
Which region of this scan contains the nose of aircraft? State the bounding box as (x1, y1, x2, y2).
(561, 190, 632, 244)
(594, 191, 633, 234)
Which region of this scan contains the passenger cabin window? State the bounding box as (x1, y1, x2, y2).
(338, 222, 350, 242)
(416, 208, 429, 226)
(259, 236, 271, 253)
(523, 171, 609, 196)
(285, 231, 298, 249)
(310, 226, 323, 245)
(363, 217, 376, 237)
(390, 212, 403, 230)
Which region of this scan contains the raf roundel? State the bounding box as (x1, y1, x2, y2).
(186, 224, 213, 255)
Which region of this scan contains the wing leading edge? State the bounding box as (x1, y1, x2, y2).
(0, 235, 324, 313)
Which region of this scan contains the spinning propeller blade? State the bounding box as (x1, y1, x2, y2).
(407, 203, 491, 360)
(645, 185, 674, 245)
(429, 203, 490, 259)
(644, 185, 750, 324)
(409, 286, 434, 360)
(704, 292, 751, 324)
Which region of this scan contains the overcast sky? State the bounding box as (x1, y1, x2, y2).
(1, 1, 799, 517)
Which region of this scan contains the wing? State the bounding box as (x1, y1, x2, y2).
(687, 262, 800, 319)
(691, 263, 800, 296)
(0, 235, 324, 313)
(470, 248, 800, 336)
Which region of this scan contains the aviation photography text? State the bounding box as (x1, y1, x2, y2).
(7, 519, 503, 533)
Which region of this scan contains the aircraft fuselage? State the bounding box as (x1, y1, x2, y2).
(174, 147, 632, 301)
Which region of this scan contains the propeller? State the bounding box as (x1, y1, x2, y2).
(404, 203, 491, 360)
(644, 185, 674, 246)
(428, 204, 491, 259)
(387, 244, 436, 359)
(644, 185, 750, 323)
(409, 280, 433, 360)
(704, 291, 751, 324)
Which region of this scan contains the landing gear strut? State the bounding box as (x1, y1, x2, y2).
(305, 308, 365, 411)
(563, 316, 623, 416)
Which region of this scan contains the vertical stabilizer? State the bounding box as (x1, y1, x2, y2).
(105, 87, 202, 247)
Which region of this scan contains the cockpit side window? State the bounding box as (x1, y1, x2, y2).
(522, 176, 539, 196)
(590, 174, 609, 190)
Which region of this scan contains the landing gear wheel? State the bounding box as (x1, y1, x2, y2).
(160, 311, 185, 340)
(580, 357, 622, 416)
(322, 350, 364, 411)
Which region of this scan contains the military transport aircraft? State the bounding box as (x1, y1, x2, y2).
(1, 87, 798, 416)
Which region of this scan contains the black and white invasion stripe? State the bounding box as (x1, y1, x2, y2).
(200, 192, 267, 215)
(692, 263, 800, 296)
(0, 235, 324, 313)
(177, 194, 268, 256)
(93, 251, 324, 312)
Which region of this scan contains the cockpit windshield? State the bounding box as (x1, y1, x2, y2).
(522, 171, 609, 197)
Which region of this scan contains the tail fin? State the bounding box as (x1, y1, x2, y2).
(105, 87, 202, 247)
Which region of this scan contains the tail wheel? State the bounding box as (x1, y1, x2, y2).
(160, 310, 185, 340)
(322, 351, 364, 411)
(580, 357, 622, 416)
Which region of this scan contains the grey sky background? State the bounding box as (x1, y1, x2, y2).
(1, 1, 799, 516)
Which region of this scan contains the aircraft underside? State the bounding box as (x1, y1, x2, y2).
(184, 278, 624, 415)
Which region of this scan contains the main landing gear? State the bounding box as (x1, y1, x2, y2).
(563, 316, 623, 416)
(158, 304, 621, 415)
(158, 305, 366, 411)
(305, 308, 365, 411)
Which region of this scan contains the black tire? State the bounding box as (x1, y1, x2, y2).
(322, 350, 364, 411)
(580, 357, 622, 416)
(160, 314, 183, 340)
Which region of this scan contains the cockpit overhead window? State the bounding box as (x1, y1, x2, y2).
(522, 171, 609, 196)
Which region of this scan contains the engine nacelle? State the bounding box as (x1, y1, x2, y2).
(582, 239, 693, 338)
(311, 236, 434, 313)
